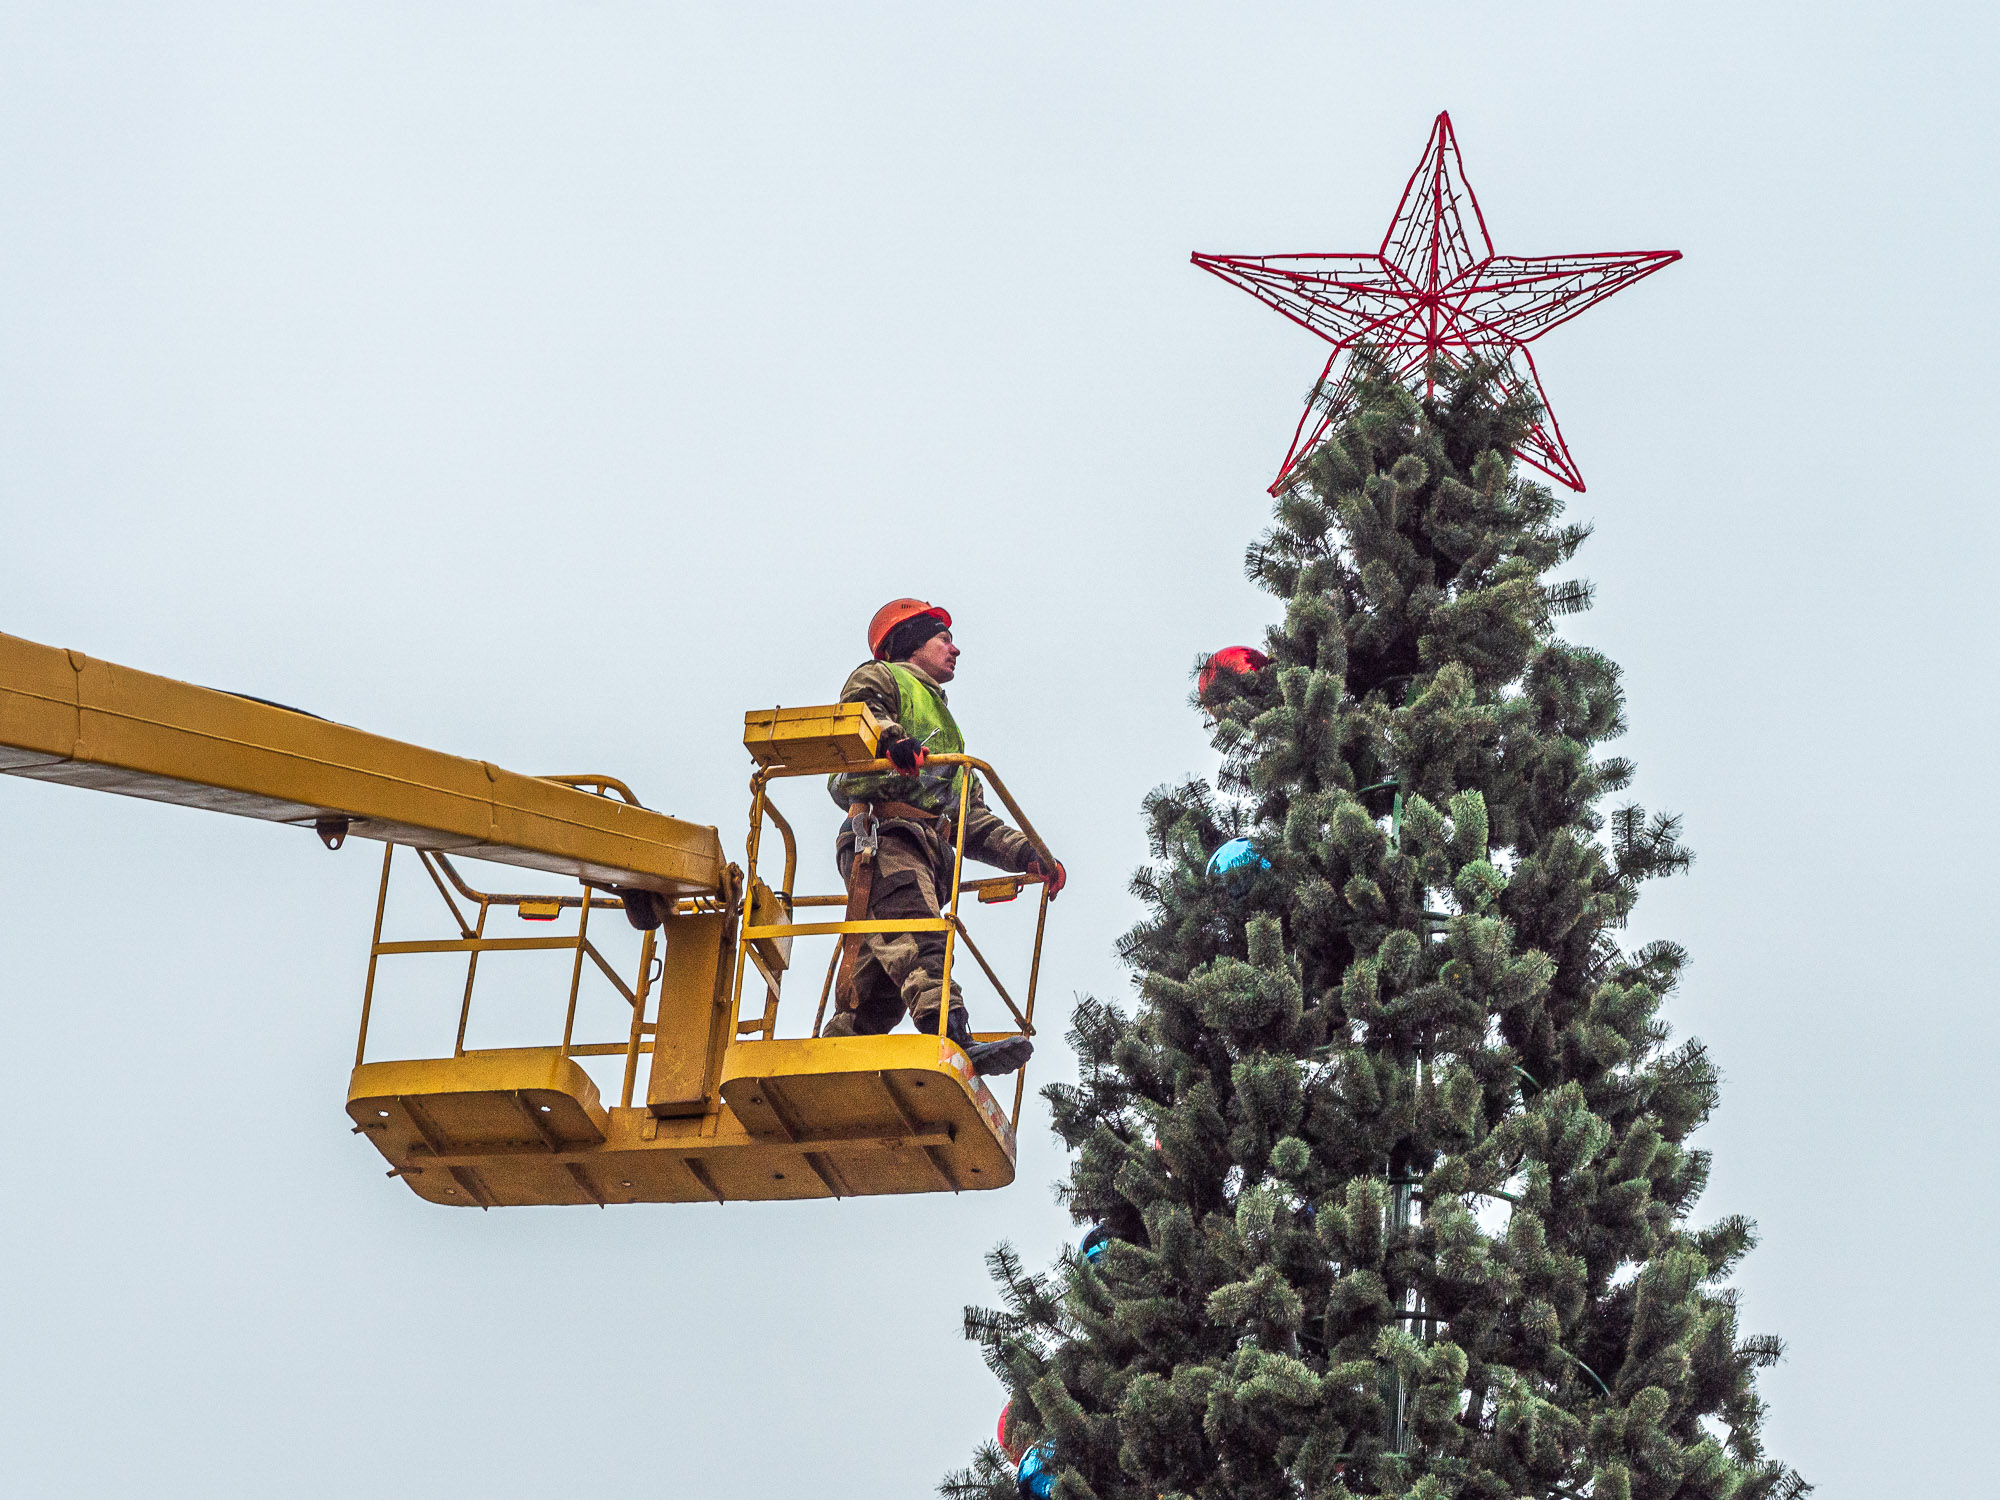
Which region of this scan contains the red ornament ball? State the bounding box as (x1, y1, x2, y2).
(998, 1401, 1026, 1463)
(1198, 646, 1270, 699)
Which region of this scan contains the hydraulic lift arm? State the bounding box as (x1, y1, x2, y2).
(0, 630, 726, 896)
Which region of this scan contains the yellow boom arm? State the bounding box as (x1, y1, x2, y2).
(0, 630, 725, 896)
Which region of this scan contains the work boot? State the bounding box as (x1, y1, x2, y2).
(938, 1011, 1034, 1077)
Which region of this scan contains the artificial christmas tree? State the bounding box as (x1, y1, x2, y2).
(945, 362, 1803, 1500)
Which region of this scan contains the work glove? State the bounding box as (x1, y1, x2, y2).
(1023, 855, 1066, 899)
(879, 732, 926, 772)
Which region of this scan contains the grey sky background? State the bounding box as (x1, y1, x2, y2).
(0, 4, 1991, 1495)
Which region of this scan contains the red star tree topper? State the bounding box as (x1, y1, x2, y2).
(1194, 112, 1680, 494)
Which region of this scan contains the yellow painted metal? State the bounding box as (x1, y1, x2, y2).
(809, 941, 840, 1038)
(355, 843, 394, 1067)
(938, 754, 973, 1043)
(719, 1035, 1017, 1194)
(1014, 886, 1051, 1131)
(742, 916, 951, 939)
(376, 935, 583, 955)
(559, 872, 594, 1054)
(0, 639, 1059, 1208)
(347, 1034, 1016, 1205)
(0, 630, 727, 896)
(746, 878, 794, 973)
(619, 925, 659, 1108)
(453, 889, 490, 1057)
(742, 703, 881, 772)
(349, 829, 671, 1077)
(646, 905, 738, 1117)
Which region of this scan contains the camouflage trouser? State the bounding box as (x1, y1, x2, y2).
(822, 823, 967, 1039)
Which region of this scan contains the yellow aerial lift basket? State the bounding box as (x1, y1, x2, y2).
(0, 631, 1058, 1208)
(344, 709, 1056, 1206)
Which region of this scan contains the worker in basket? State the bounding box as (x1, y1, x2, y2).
(823, 598, 1064, 1076)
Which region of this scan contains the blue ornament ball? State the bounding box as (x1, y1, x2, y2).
(1017, 1442, 1057, 1500)
(1205, 837, 1270, 890)
(1079, 1225, 1112, 1263)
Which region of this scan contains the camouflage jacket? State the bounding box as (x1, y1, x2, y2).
(827, 660, 1036, 872)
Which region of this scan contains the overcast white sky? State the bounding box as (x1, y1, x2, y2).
(1, 5, 1992, 1496)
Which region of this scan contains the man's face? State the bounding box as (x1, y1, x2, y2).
(907, 629, 959, 683)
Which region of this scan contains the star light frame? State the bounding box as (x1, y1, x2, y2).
(1194, 112, 1681, 494)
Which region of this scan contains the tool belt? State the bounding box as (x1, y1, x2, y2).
(833, 799, 954, 1014)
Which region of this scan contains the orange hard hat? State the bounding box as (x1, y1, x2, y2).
(867, 598, 951, 660)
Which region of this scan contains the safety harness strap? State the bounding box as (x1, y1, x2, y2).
(872, 800, 938, 823)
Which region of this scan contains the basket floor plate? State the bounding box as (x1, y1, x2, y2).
(347, 1034, 1016, 1206)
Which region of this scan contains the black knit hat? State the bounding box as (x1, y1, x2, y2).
(881, 610, 950, 662)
